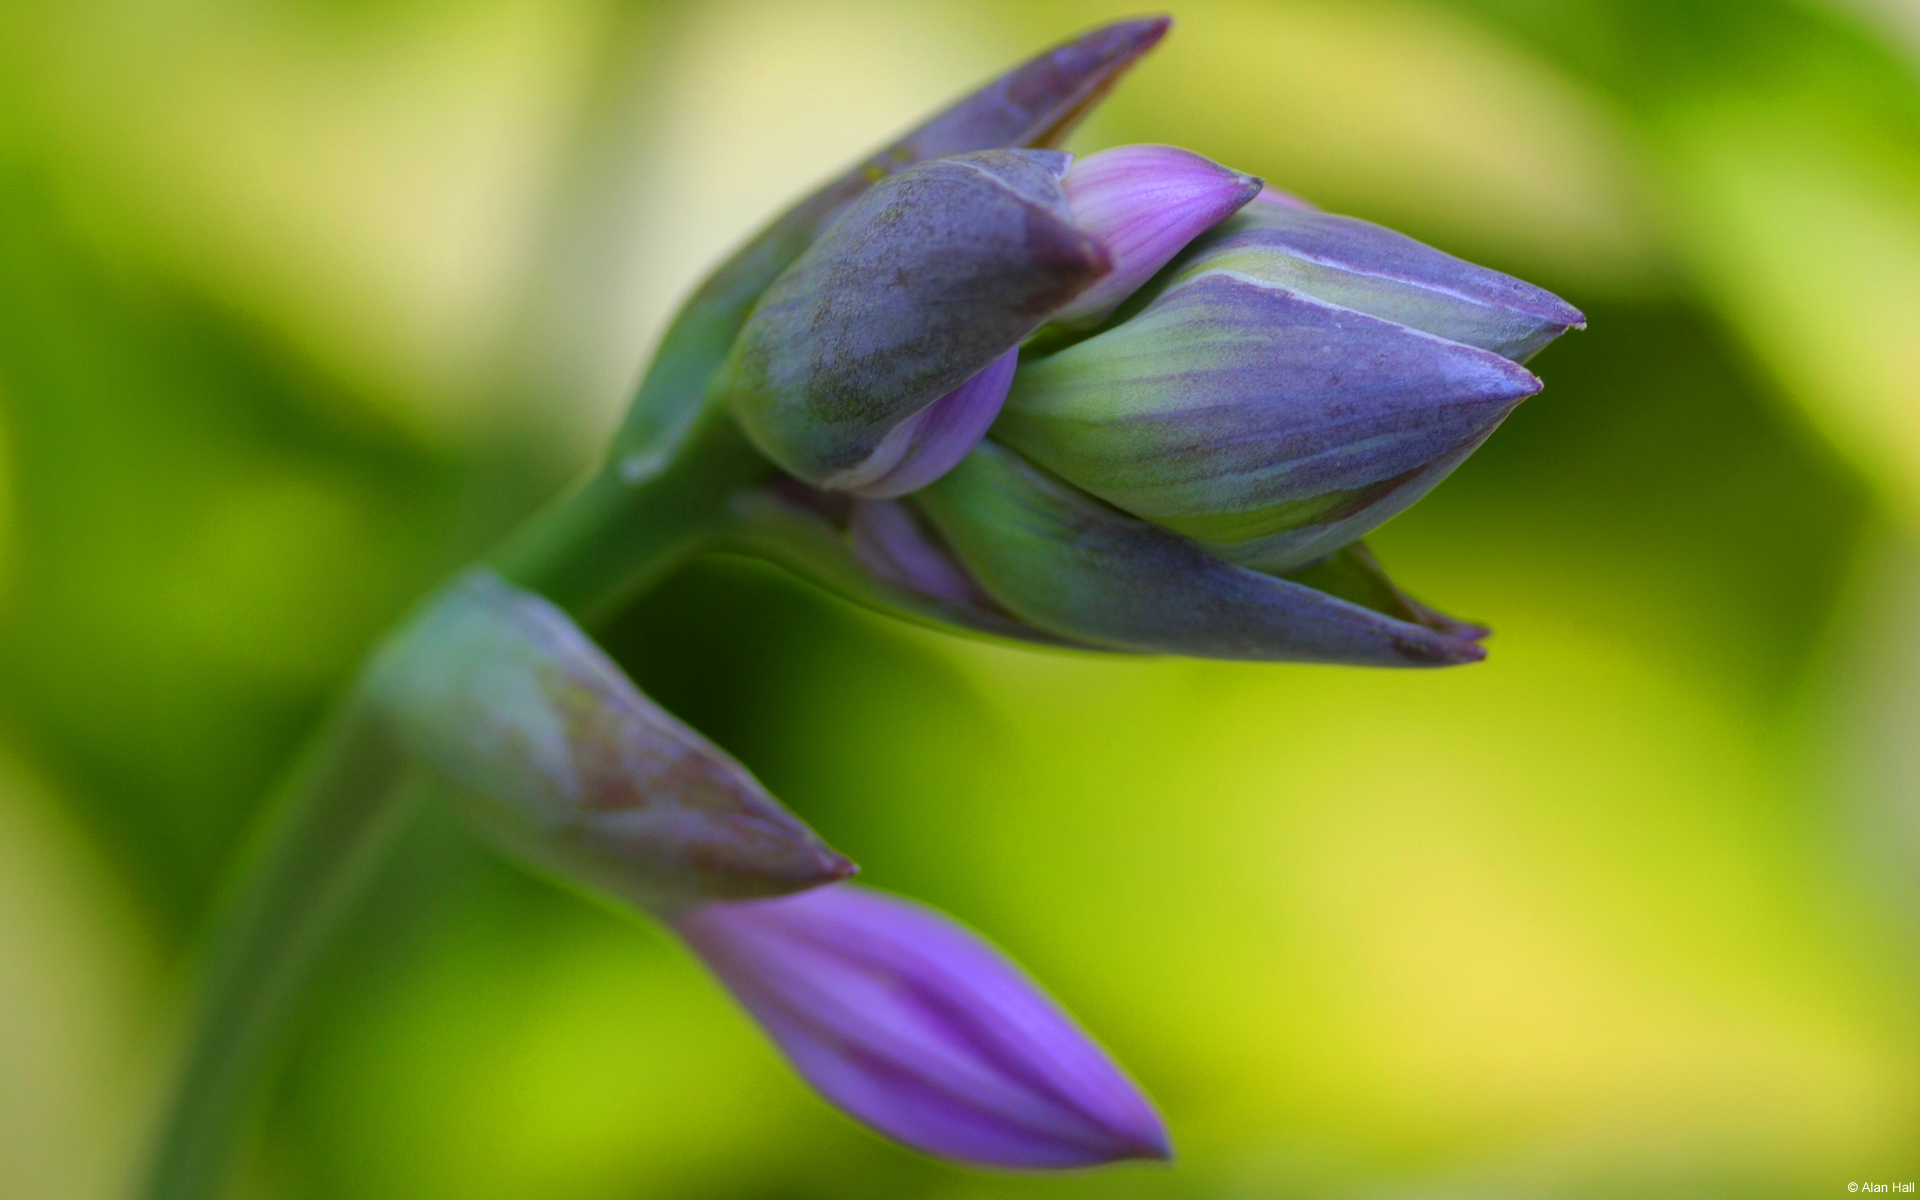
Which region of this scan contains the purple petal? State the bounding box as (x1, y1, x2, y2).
(830, 347, 1021, 498)
(848, 499, 998, 609)
(672, 885, 1172, 1168)
(1052, 145, 1262, 326)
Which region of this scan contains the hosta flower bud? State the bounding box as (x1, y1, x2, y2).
(367, 570, 853, 911)
(1050, 144, 1262, 327)
(673, 884, 1171, 1168)
(1173, 194, 1587, 362)
(614, 17, 1169, 465)
(912, 441, 1485, 665)
(995, 201, 1580, 573)
(718, 150, 1109, 493)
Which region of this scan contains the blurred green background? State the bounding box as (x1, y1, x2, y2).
(4, 0, 1920, 1197)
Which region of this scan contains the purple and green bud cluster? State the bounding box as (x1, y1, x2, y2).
(369, 569, 1169, 1169)
(389, 16, 1582, 1175)
(712, 23, 1581, 667)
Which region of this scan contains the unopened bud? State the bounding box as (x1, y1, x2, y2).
(1050, 144, 1261, 327)
(719, 150, 1108, 493)
(366, 570, 853, 912)
(996, 268, 1544, 573)
(674, 884, 1172, 1168)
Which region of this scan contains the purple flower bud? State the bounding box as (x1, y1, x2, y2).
(719, 150, 1109, 491)
(672, 884, 1172, 1168)
(913, 441, 1486, 665)
(367, 570, 854, 911)
(615, 17, 1168, 465)
(831, 347, 1020, 498)
(997, 270, 1543, 573)
(1050, 145, 1262, 327)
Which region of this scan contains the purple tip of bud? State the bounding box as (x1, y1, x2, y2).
(1053, 145, 1263, 326)
(831, 347, 1021, 498)
(673, 884, 1173, 1169)
(1253, 184, 1315, 211)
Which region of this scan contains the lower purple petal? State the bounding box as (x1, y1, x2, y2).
(838, 347, 1020, 498)
(672, 884, 1171, 1169)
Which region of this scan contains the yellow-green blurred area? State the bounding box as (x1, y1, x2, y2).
(5, 0, 1920, 1196)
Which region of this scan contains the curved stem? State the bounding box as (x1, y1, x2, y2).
(490, 410, 771, 621)
(140, 408, 769, 1199)
(139, 699, 422, 1200)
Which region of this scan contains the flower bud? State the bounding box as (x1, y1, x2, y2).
(913, 441, 1486, 665)
(1049, 144, 1262, 327)
(673, 884, 1172, 1168)
(1171, 193, 1586, 362)
(995, 266, 1547, 573)
(718, 150, 1109, 492)
(366, 570, 853, 912)
(614, 17, 1169, 466)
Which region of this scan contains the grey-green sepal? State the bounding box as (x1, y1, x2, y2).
(719, 150, 1109, 488)
(996, 272, 1539, 571)
(913, 442, 1486, 666)
(610, 18, 1169, 474)
(719, 481, 1077, 648)
(1171, 196, 1585, 363)
(365, 569, 854, 914)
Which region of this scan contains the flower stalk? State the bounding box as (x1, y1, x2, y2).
(140, 20, 1176, 1197)
(139, 10, 1585, 1193)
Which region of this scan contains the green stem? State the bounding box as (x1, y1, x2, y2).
(489, 411, 772, 621)
(139, 700, 421, 1200)
(140, 408, 768, 1199)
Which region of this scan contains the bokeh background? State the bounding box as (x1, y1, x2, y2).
(4, 1, 1920, 1197)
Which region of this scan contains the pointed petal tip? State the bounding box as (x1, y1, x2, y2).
(1097, 14, 1172, 52)
(1056, 145, 1262, 324)
(1497, 360, 1546, 404)
(1121, 1122, 1175, 1163)
(819, 849, 860, 884)
(1436, 637, 1488, 666)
